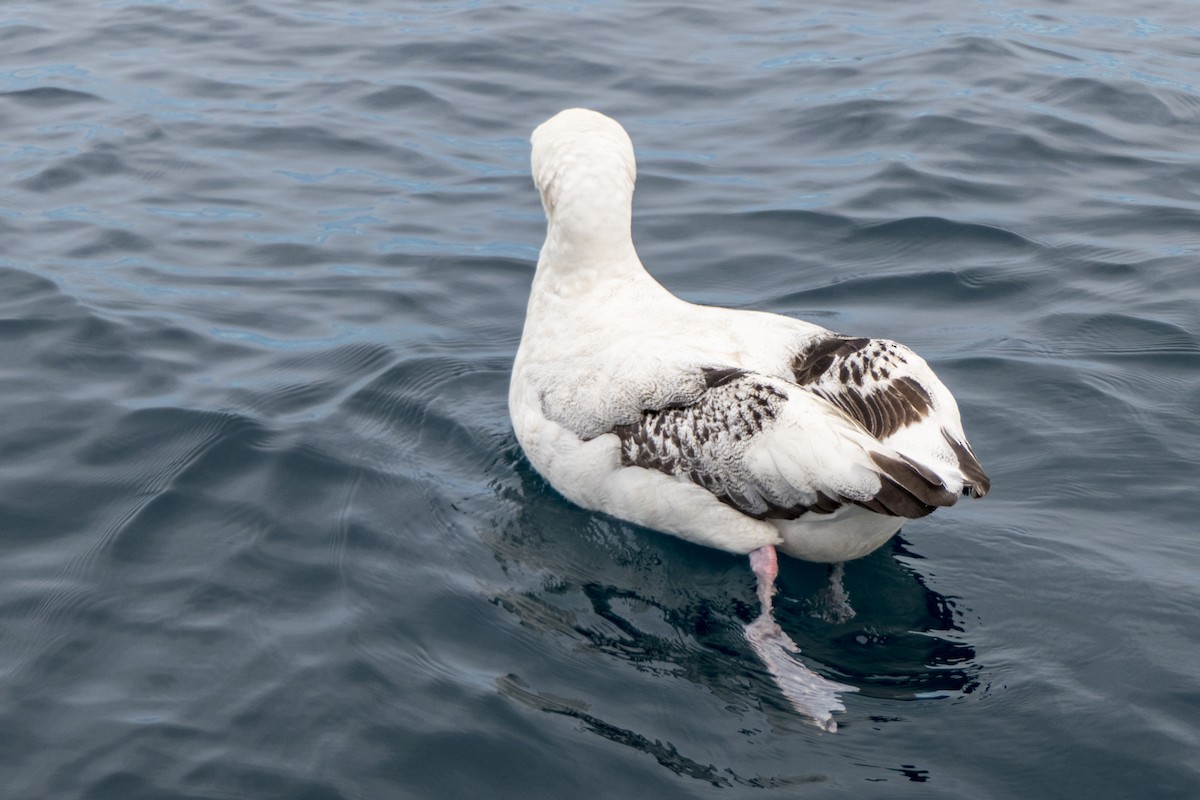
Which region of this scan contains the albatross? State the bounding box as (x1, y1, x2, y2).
(509, 108, 989, 731)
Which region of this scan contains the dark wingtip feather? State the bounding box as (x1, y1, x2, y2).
(862, 452, 957, 519)
(943, 430, 990, 499)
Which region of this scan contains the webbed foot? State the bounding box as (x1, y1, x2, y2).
(746, 547, 856, 731)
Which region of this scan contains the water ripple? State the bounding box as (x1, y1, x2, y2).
(2, 1, 1199, 797)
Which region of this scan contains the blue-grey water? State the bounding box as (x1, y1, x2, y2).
(2, 1, 1198, 797)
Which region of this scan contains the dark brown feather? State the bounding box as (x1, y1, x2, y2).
(791, 336, 870, 385)
(791, 335, 934, 441)
(852, 452, 957, 519)
(943, 430, 991, 498)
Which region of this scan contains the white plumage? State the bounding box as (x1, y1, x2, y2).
(509, 108, 989, 730)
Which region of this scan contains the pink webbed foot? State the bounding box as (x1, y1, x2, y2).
(744, 546, 856, 732)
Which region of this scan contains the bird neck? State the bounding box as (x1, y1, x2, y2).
(533, 233, 644, 300)
(541, 211, 637, 265)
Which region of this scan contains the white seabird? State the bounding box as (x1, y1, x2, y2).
(509, 108, 990, 731)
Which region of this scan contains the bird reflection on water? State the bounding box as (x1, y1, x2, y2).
(486, 460, 979, 747)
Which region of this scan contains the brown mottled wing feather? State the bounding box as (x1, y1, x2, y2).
(611, 368, 956, 521)
(792, 334, 990, 498)
(791, 335, 934, 441)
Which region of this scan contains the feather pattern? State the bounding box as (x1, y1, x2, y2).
(791, 335, 933, 440)
(612, 367, 958, 522)
(789, 333, 990, 499)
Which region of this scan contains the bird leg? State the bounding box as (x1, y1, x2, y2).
(810, 561, 857, 624)
(749, 543, 780, 619)
(744, 545, 856, 732)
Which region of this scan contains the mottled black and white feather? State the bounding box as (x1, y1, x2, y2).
(791, 334, 991, 499)
(612, 366, 961, 525)
(791, 335, 932, 440)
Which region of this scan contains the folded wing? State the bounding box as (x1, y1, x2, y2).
(610, 367, 959, 521)
(791, 334, 990, 499)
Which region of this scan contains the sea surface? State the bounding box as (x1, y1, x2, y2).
(2, 1, 1198, 797)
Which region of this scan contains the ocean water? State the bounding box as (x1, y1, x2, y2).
(2, 0, 1198, 797)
